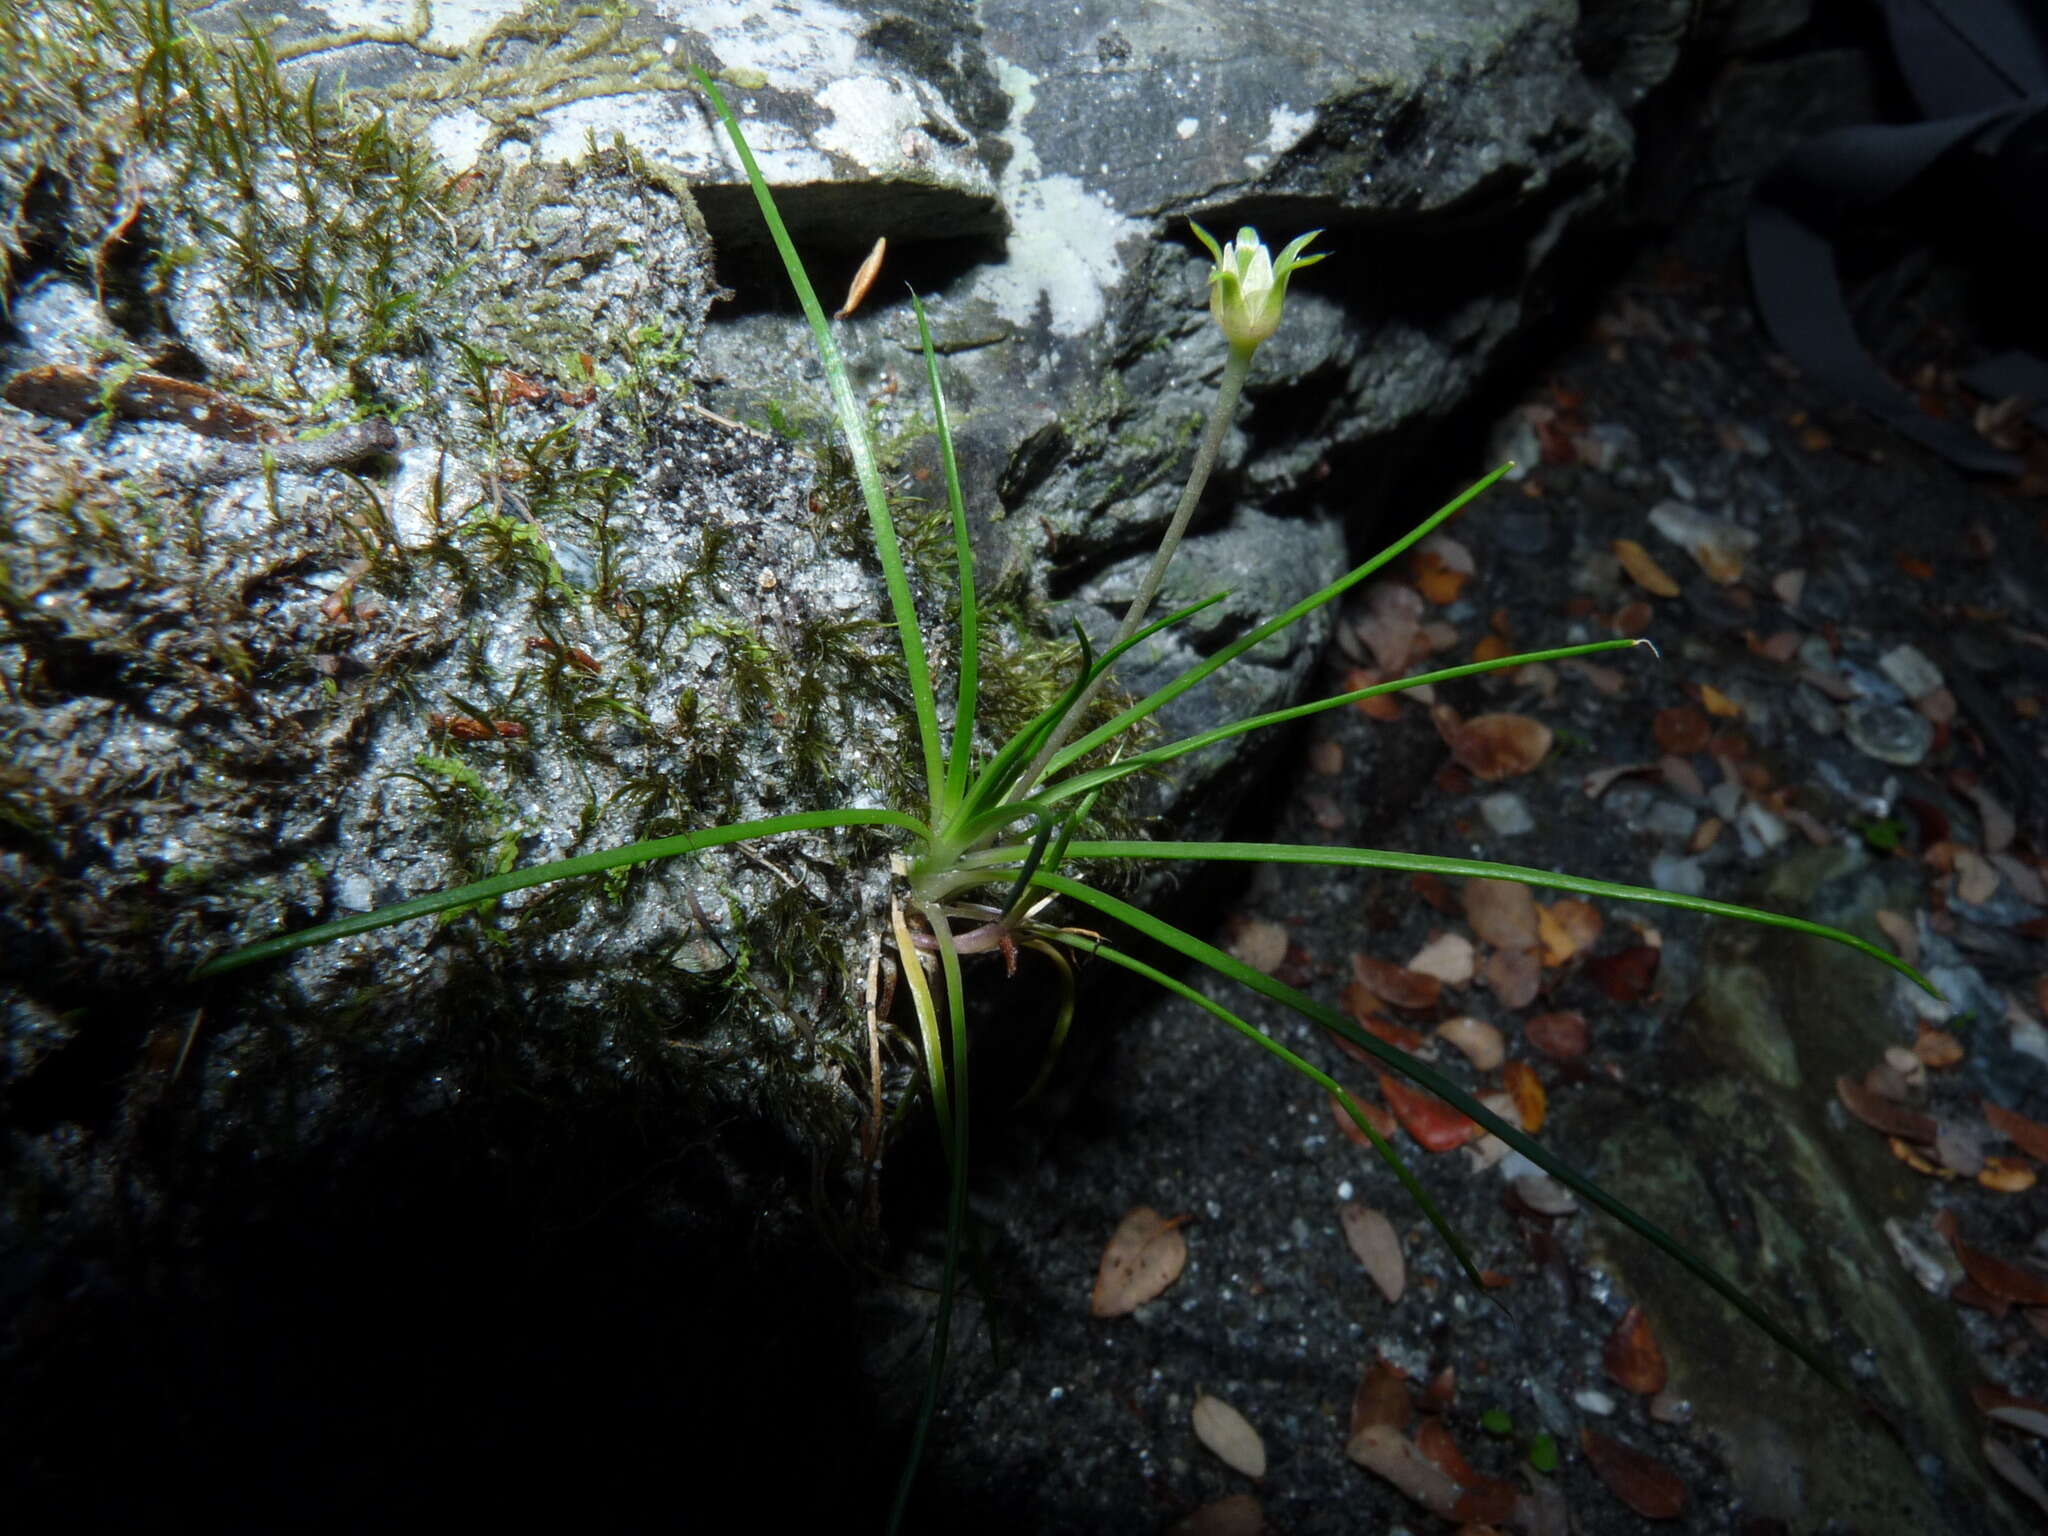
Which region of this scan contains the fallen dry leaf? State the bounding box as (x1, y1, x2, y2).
(1985, 1100, 2048, 1162)
(1954, 848, 2001, 906)
(1935, 1212, 2048, 1305)
(1464, 877, 1538, 950)
(1090, 1206, 1189, 1317)
(1580, 1428, 1688, 1519)
(1652, 704, 1711, 754)
(1408, 931, 1477, 986)
(1526, 1010, 1590, 1060)
(1193, 1392, 1267, 1480)
(1697, 682, 1743, 719)
(1345, 1425, 1463, 1519)
(1875, 908, 1920, 966)
(1587, 944, 1660, 1004)
(1582, 760, 1658, 798)
(1979, 1157, 2038, 1193)
(1503, 1059, 1547, 1134)
(1339, 982, 1426, 1049)
(1164, 1493, 1267, 1536)
(1435, 707, 1553, 781)
(1482, 946, 1541, 1009)
(1330, 1089, 1400, 1148)
(1343, 665, 1403, 721)
(1836, 1074, 1937, 1143)
(1913, 1026, 1964, 1069)
(1350, 1357, 1411, 1439)
(1436, 1015, 1506, 1071)
(1974, 1384, 2048, 1441)
(1224, 915, 1290, 975)
(1603, 1304, 1668, 1395)
(1537, 900, 1602, 964)
(1960, 781, 2017, 855)
(1412, 547, 1470, 604)
(1613, 538, 1680, 597)
(1352, 953, 1442, 1012)
(1340, 1203, 1406, 1303)
(1377, 1073, 1481, 1152)
(1984, 1435, 2048, 1519)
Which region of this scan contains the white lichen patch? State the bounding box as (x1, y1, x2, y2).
(975, 53, 1144, 338)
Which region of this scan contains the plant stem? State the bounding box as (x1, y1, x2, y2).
(1007, 342, 1255, 799)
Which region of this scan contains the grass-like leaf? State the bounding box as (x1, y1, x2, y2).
(1042, 922, 1488, 1291)
(1029, 868, 1856, 1393)
(694, 67, 947, 813)
(1033, 840, 1938, 997)
(192, 807, 926, 977)
(1044, 462, 1515, 776)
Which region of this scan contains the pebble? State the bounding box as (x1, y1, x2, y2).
(1647, 499, 1759, 579)
(1491, 507, 1554, 556)
(337, 873, 375, 912)
(1642, 800, 1699, 844)
(1650, 853, 1707, 895)
(1573, 1389, 1616, 1416)
(1877, 643, 1944, 701)
(1658, 460, 1696, 501)
(1737, 801, 1788, 857)
(1844, 700, 1935, 767)
(1479, 791, 1535, 835)
(1789, 683, 1843, 737)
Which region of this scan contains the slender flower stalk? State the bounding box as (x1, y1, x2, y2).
(1006, 225, 1323, 799)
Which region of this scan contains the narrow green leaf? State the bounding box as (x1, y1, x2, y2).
(1029, 869, 1856, 1394)
(193, 807, 927, 977)
(1020, 638, 1647, 814)
(913, 292, 979, 819)
(694, 68, 947, 814)
(1041, 923, 1488, 1292)
(1040, 840, 1941, 997)
(1046, 463, 1514, 774)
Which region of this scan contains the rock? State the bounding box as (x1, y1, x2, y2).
(1479, 792, 1536, 836)
(1646, 498, 1760, 583)
(1844, 701, 1936, 767)
(1877, 643, 1944, 701)
(1650, 853, 1707, 895)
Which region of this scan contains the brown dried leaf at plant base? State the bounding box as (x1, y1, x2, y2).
(1350, 1357, 1412, 1440)
(1463, 877, 1538, 949)
(1603, 1304, 1669, 1395)
(1090, 1206, 1189, 1317)
(1979, 1157, 2038, 1193)
(1329, 1089, 1400, 1148)
(1340, 1203, 1406, 1303)
(1435, 708, 1554, 781)
(1580, 1429, 1688, 1519)
(1192, 1391, 1267, 1480)
(1376, 1072, 1481, 1152)
(1586, 944, 1660, 1004)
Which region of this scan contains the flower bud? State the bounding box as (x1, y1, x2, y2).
(1189, 223, 1324, 352)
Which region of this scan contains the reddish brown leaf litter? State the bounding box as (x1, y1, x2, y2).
(1603, 1304, 1669, 1395)
(1586, 944, 1660, 1003)
(1985, 1100, 2048, 1163)
(1835, 1074, 1937, 1143)
(1351, 952, 1442, 1012)
(1463, 877, 1539, 949)
(1933, 1210, 2048, 1306)
(1376, 1072, 1481, 1152)
(1433, 706, 1554, 781)
(1579, 1427, 1688, 1519)
(1526, 1010, 1590, 1060)
(1503, 1059, 1547, 1133)
(1652, 704, 1712, 754)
